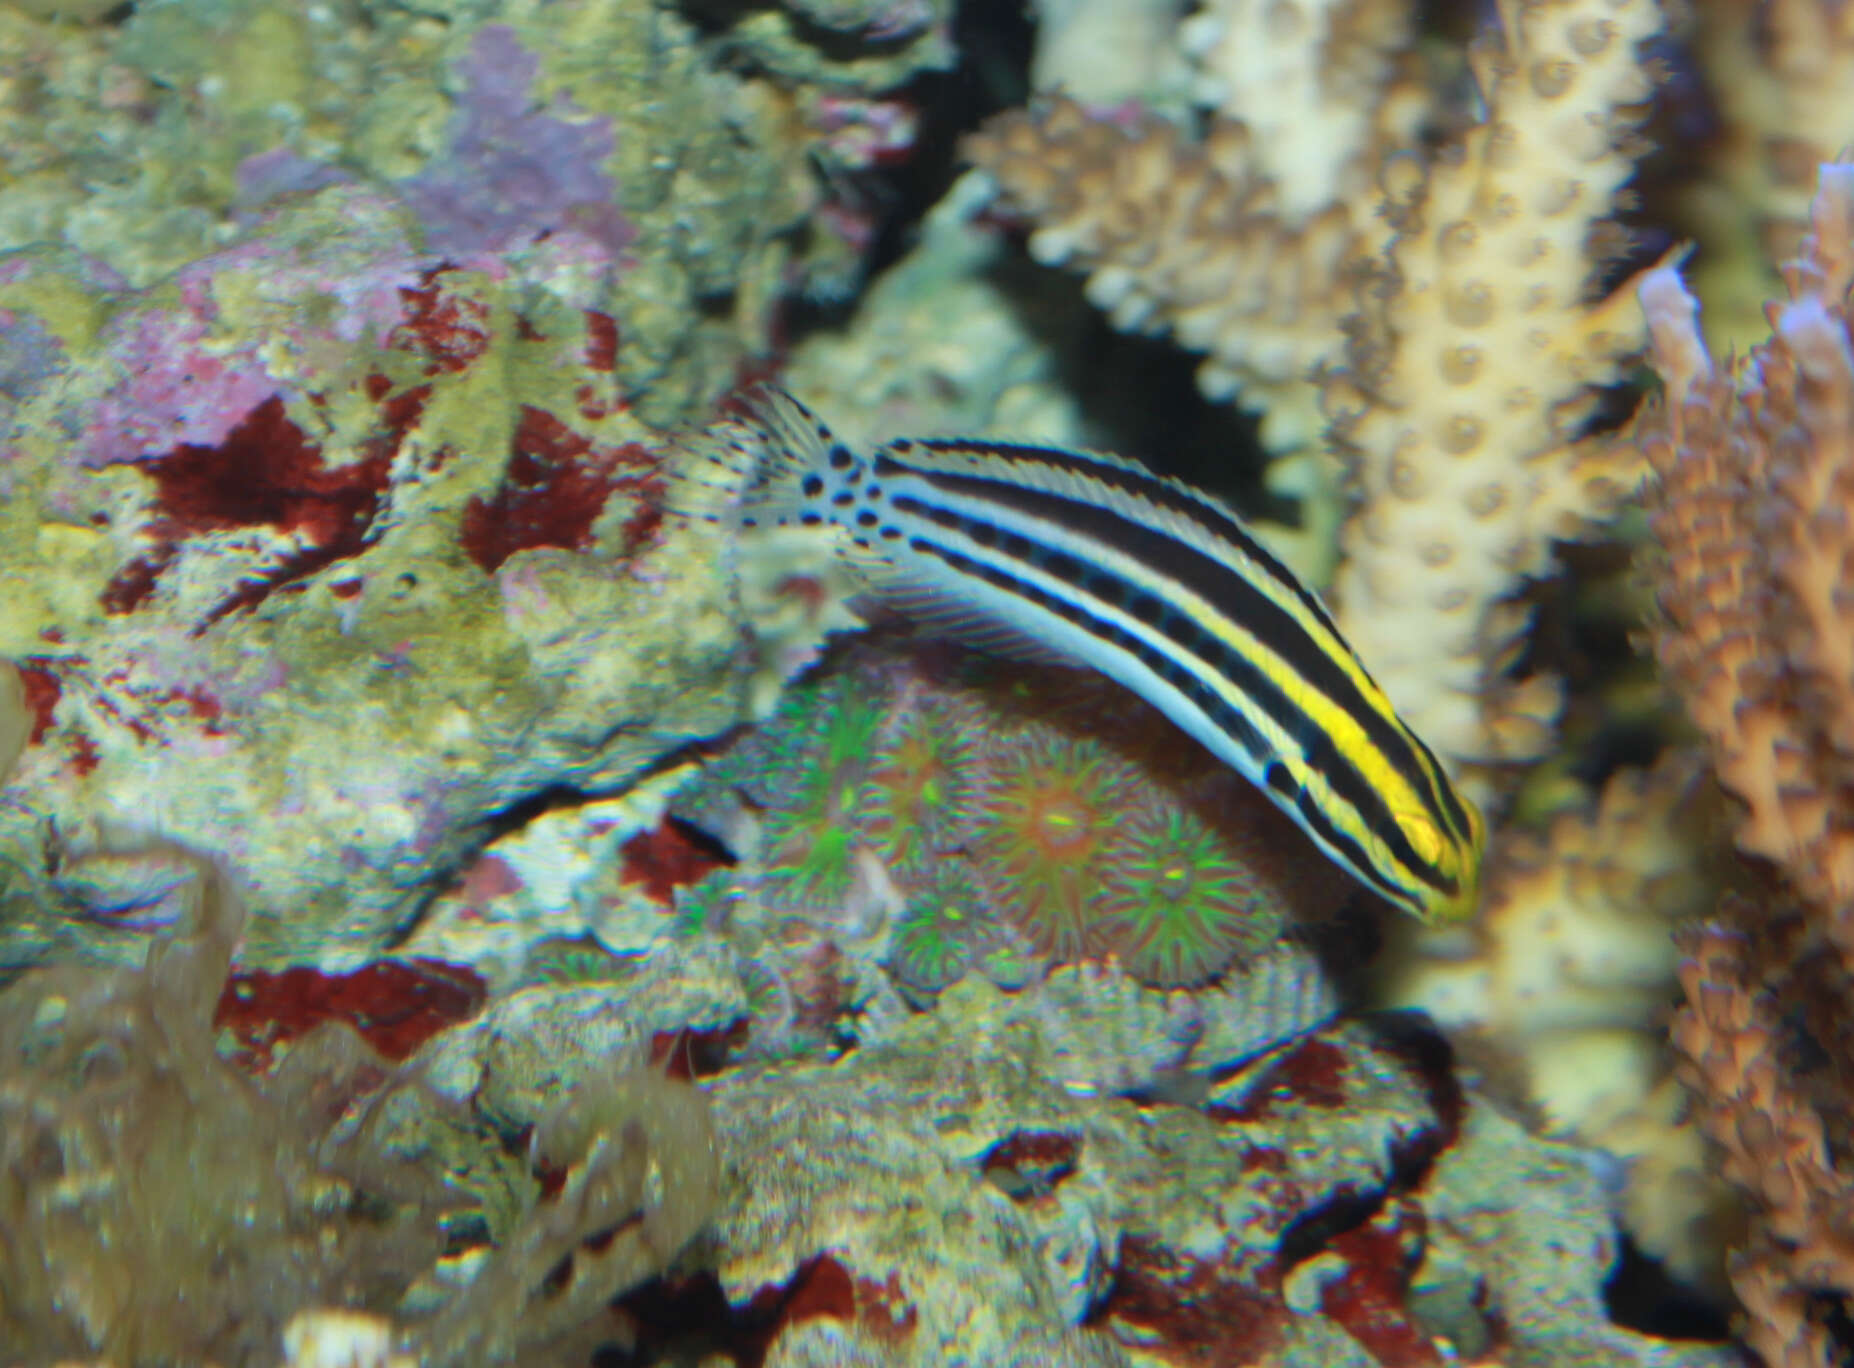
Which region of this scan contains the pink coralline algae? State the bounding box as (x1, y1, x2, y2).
(82, 306, 285, 469)
(73, 199, 424, 467)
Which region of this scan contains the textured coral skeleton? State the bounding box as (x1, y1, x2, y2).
(1638, 163, 1854, 1367)
(967, 0, 1854, 1355)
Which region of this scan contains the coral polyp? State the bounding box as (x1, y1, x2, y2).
(755, 664, 886, 911)
(862, 698, 987, 875)
(668, 638, 1341, 1029)
(1097, 803, 1280, 988)
(974, 734, 1141, 962)
(886, 864, 985, 997)
(759, 774, 869, 911)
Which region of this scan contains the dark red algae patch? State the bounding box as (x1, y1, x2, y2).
(387, 267, 493, 375)
(648, 1020, 748, 1079)
(1210, 1036, 1350, 1122)
(459, 405, 661, 572)
(610, 1253, 918, 1366)
(213, 958, 486, 1071)
(14, 660, 61, 743)
(619, 816, 727, 906)
(1318, 1199, 1439, 1368)
(575, 311, 624, 420)
(1095, 1235, 1284, 1366)
(980, 1129, 1080, 1202)
(583, 310, 618, 371)
(100, 394, 395, 624)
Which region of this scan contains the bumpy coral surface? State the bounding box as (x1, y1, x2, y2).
(1326, 0, 1671, 790)
(1639, 164, 1854, 1367)
(707, 997, 1737, 1367)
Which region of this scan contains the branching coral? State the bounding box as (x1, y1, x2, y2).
(1179, 0, 1419, 221)
(978, 0, 1676, 789)
(971, 0, 1672, 792)
(1326, 0, 1672, 788)
(1671, 920, 1854, 1368)
(1639, 161, 1854, 1364)
(1641, 164, 1854, 945)
(1383, 754, 1730, 1286)
(413, 1066, 720, 1366)
(965, 96, 1383, 457)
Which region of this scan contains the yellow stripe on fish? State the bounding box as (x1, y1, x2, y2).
(690, 386, 1485, 923)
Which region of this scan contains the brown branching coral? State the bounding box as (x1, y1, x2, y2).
(1640, 162, 1854, 1366)
(1641, 164, 1854, 946)
(1672, 918, 1854, 1368)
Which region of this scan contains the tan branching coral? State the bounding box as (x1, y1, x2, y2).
(1326, 0, 1671, 788)
(1640, 162, 1854, 1366)
(971, 0, 1672, 789)
(1179, 0, 1420, 220)
(965, 96, 1383, 454)
(978, 0, 1430, 456)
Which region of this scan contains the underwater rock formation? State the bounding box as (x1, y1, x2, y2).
(0, 205, 745, 966)
(0, 2, 954, 967)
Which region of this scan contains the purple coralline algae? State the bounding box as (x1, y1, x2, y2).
(396, 26, 635, 261)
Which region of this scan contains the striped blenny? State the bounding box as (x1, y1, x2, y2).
(696, 386, 1485, 923)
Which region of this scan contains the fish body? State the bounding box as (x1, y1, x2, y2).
(697, 387, 1484, 923)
